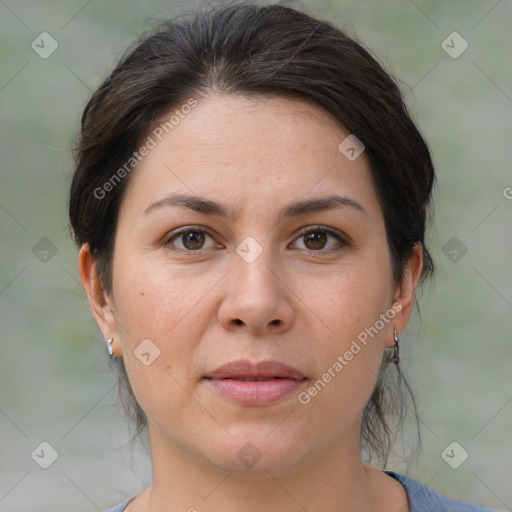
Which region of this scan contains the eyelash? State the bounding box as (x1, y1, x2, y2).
(163, 225, 349, 255)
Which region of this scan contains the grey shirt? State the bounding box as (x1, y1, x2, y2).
(103, 471, 501, 511)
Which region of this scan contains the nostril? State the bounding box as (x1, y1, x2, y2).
(233, 319, 244, 325)
(270, 319, 280, 326)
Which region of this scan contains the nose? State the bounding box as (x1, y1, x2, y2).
(217, 245, 295, 335)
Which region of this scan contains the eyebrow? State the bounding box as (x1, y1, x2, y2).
(144, 192, 365, 220)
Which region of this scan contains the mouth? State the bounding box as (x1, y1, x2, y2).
(222, 377, 289, 381)
(204, 359, 307, 405)
(206, 359, 305, 380)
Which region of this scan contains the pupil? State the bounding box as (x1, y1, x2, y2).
(305, 232, 326, 250)
(184, 231, 205, 250)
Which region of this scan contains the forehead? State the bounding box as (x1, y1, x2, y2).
(119, 94, 378, 219)
(160, 94, 350, 166)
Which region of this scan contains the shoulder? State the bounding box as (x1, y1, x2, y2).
(103, 497, 134, 512)
(385, 471, 502, 512)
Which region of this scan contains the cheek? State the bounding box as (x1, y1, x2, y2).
(303, 261, 392, 345)
(110, 254, 213, 391)
(112, 253, 216, 342)
(297, 261, 393, 405)
(111, 257, 217, 427)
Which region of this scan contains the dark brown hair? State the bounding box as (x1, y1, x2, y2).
(69, 2, 435, 465)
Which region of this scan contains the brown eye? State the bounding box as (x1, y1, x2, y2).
(304, 231, 328, 250)
(165, 228, 217, 252)
(180, 230, 206, 250)
(291, 227, 347, 252)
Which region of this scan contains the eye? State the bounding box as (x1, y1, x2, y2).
(164, 227, 219, 252)
(291, 226, 347, 252)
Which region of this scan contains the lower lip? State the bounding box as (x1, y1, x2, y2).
(206, 378, 306, 405)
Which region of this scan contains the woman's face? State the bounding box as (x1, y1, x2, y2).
(85, 94, 419, 472)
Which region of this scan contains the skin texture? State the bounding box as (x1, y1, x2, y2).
(79, 94, 423, 512)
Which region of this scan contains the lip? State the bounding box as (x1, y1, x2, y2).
(204, 359, 307, 405)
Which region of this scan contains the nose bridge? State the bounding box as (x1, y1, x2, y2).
(218, 234, 294, 333)
(233, 234, 281, 298)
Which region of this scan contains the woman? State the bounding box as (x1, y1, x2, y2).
(69, 3, 500, 511)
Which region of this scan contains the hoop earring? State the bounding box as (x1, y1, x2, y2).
(105, 337, 114, 357)
(393, 328, 400, 365)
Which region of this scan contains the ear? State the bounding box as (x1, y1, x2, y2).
(385, 242, 424, 348)
(78, 244, 122, 356)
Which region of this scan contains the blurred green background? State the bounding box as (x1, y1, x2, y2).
(0, 0, 510, 510)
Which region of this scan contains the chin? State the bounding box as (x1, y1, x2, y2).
(201, 429, 308, 474)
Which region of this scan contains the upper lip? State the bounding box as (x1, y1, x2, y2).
(206, 359, 305, 380)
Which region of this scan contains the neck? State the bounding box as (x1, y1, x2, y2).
(143, 423, 384, 512)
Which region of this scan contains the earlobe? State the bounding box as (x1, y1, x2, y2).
(386, 243, 424, 348)
(78, 244, 119, 351)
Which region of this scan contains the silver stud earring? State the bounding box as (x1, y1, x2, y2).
(105, 337, 114, 357)
(393, 328, 400, 365)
